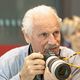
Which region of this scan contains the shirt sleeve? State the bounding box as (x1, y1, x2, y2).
(0, 57, 21, 80)
(0, 50, 23, 80)
(0, 71, 20, 80)
(0, 45, 28, 80)
(10, 73, 20, 80)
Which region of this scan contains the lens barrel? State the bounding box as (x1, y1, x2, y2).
(44, 52, 71, 80)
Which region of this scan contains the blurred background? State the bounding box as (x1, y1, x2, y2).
(0, 0, 80, 56)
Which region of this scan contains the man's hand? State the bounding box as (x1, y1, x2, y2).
(20, 52, 45, 80)
(44, 67, 58, 80)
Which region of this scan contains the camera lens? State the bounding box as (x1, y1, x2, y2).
(44, 53, 71, 80)
(55, 63, 71, 80)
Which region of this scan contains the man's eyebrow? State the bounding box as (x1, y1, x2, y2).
(39, 32, 48, 35)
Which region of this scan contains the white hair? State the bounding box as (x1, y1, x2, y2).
(22, 5, 61, 35)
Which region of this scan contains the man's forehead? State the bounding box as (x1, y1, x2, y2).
(33, 17, 59, 28)
(32, 23, 60, 34)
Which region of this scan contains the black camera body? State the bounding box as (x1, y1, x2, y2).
(44, 51, 71, 80)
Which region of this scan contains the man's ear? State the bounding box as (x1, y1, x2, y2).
(22, 30, 31, 43)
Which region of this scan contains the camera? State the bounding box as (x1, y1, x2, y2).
(44, 51, 71, 80)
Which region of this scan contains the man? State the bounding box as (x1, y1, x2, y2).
(0, 5, 80, 80)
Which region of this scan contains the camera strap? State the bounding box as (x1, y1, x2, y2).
(28, 44, 44, 80)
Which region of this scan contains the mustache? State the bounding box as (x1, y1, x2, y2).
(44, 44, 59, 54)
(45, 44, 59, 49)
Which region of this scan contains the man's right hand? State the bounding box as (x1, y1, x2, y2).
(20, 52, 45, 80)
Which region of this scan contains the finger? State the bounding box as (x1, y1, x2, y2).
(25, 60, 45, 70)
(24, 59, 32, 65)
(44, 67, 56, 80)
(32, 59, 45, 65)
(30, 69, 44, 75)
(31, 65, 45, 70)
(45, 67, 49, 73)
(26, 60, 45, 70)
(25, 58, 45, 66)
(26, 52, 44, 60)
